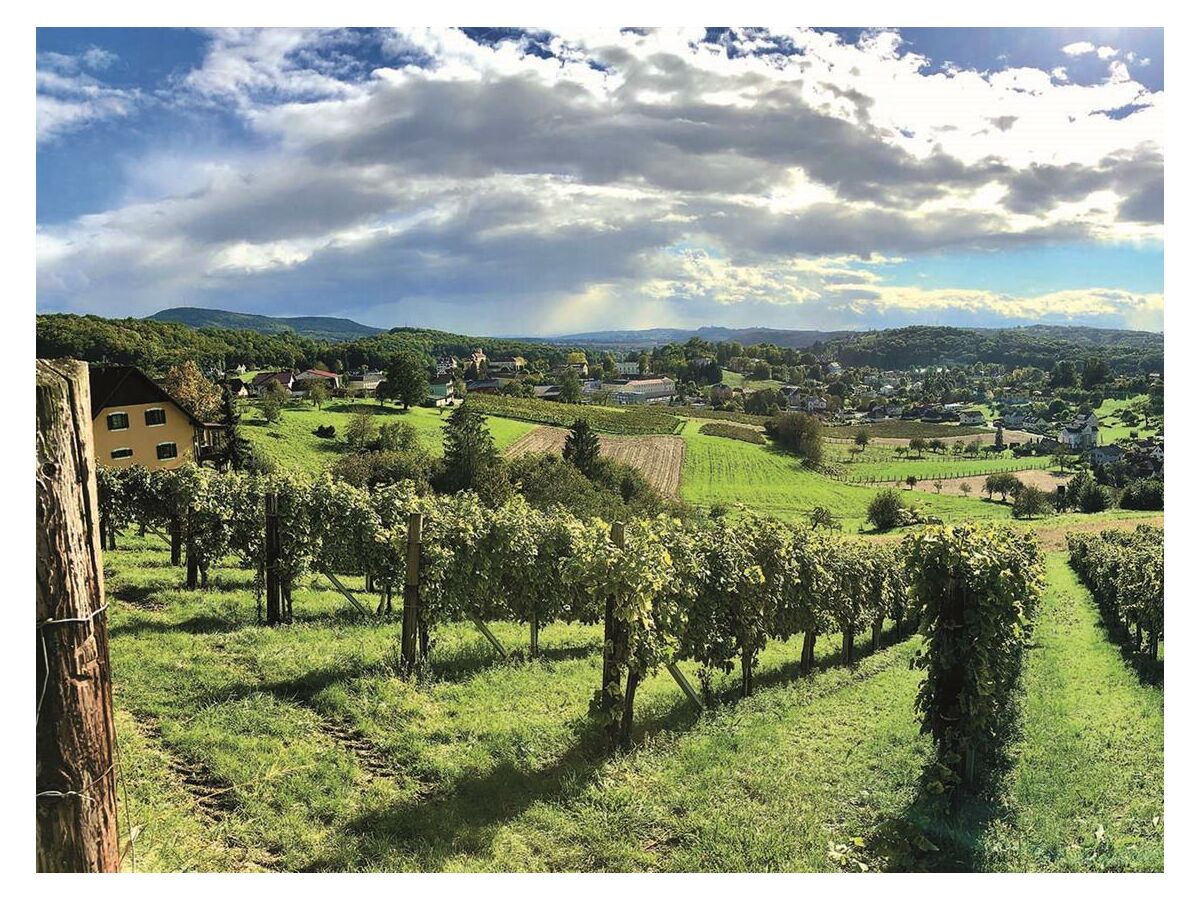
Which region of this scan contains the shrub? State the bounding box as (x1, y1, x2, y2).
(1077, 477, 1112, 513)
(313, 424, 336, 439)
(867, 489, 906, 531)
(1011, 487, 1051, 519)
(767, 412, 823, 466)
(1120, 478, 1164, 511)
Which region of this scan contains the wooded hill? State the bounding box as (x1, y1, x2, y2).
(37, 312, 1163, 377)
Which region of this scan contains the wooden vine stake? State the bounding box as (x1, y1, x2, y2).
(400, 512, 423, 673)
(264, 491, 283, 626)
(36, 359, 121, 872)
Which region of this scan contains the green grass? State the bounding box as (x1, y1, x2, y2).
(105, 536, 1162, 872)
(828, 442, 1054, 483)
(243, 401, 535, 475)
(678, 421, 1014, 529)
(1094, 395, 1160, 444)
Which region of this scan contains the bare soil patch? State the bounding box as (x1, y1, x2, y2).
(505, 426, 685, 497)
(911, 467, 1072, 496)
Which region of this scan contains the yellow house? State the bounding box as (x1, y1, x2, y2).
(89, 366, 221, 470)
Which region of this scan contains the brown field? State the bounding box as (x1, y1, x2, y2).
(504, 425, 685, 496)
(910, 467, 1072, 496)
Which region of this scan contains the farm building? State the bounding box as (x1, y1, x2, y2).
(294, 369, 341, 390)
(487, 355, 526, 375)
(345, 370, 384, 395)
(89, 365, 223, 470)
(613, 377, 676, 405)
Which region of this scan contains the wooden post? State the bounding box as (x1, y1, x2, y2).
(801, 630, 816, 675)
(264, 492, 282, 626)
(185, 510, 199, 590)
(842, 628, 854, 666)
(36, 359, 121, 872)
(741, 647, 753, 697)
(872, 616, 883, 653)
(603, 522, 627, 752)
(401, 512, 422, 673)
(665, 660, 705, 712)
(170, 515, 182, 566)
(530, 610, 540, 659)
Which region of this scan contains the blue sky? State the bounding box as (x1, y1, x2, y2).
(36, 27, 1163, 334)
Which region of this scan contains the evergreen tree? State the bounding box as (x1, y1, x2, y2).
(440, 402, 499, 493)
(563, 418, 601, 476)
(219, 386, 253, 471)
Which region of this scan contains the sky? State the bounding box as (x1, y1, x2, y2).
(35, 27, 1164, 335)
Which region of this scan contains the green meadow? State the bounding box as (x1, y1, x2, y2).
(242, 400, 535, 474)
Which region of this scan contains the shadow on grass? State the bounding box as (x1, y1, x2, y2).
(863, 758, 1015, 872)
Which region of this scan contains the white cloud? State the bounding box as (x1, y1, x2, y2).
(1062, 41, 1096, 56)
(36, 28, 1163, 332)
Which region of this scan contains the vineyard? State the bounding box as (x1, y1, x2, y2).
(1068, 526, 1164, 670)
(503, 427, 685, 496)
(79, 456, 1170, 871)
(469, 395, 683, 435)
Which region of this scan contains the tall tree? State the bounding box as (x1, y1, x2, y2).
(440, 401, 499, 493)
(305, 378, 329, 409)
(385, 352, 429, 409)
(563, 418, 601, 476)
(162, 360, 223, 421)
(218, 386, 253, 471)
(558, 368, 583, 403)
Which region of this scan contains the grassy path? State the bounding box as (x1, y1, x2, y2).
(975, 554, 1164, 871)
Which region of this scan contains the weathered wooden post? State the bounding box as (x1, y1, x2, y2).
(36, 359, 121, 872)
(842, 627, 854, 666)
(872, 616, 883, 653)
(401, 512, 423, 672)
(530, 612, 540, 659)
(264, 491, 282, 626)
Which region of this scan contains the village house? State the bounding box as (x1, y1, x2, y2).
(788, 394, 827, 413)
(487, 355, 526, 375)
(250, 370, 295, 398)
(435, 356, 459, 376)
(465, 377, 502, 394)
(89, 365, 223, 470)
(345, 370, 384, 395)
(226, 378, 249, 398)
(1089, 444, 1126, 467)
(425, 376, 456, 407)
(615, 361, 641, 376)
(293, 368, 341, 391)
(1059, 413, 1100, 450)
(958, 409, 986, 426)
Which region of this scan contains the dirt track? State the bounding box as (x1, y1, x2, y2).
(504, 426, 685, 497)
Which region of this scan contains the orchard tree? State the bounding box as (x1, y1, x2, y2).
(854, 428, 870, 452)
(260, 379, 289, 424)
(909, 437, 927, 458)
(346, 410, 378, 451)
(306, 378, 329, 409)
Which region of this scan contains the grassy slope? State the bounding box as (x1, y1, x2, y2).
(243, 401, 535, 474)
(107, 539, 1162, 872)
(1094, 395, 1160, 443)
(678, 421, 1014, 529)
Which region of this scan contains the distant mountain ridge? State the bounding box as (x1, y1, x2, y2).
(147, 307, 383, 341)
(543, 323, 1161, 351)
(542, 326, 857, 349)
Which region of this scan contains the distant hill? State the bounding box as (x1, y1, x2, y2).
(545, 326, 855, 349)
(147, 307, 382, 341)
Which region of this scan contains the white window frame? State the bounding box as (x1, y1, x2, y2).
(110, 447, 134, 460)
(156, 441, 179, 461)
(107, 411, 130, 431)
(144, 407, 167, 427)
